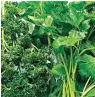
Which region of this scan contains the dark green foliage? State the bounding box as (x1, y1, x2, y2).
(18, 35, 32, 49)
(2, 47, 53, 97)
(1, 1, 95, 97)
(78, 54, 95, 79)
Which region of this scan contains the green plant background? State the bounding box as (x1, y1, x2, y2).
(1, 1, 95, 97)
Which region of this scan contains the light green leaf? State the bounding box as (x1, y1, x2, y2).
(53, 30, 86, 49)
(80, 19, 90, 32)
(28, 22, 35, 34)
(51, 64, 65, 76)
(28, 15, 44, 25)
(17, 8, 25, 15)
(79, 54, 95, 79)
(43, 16, 53, 27)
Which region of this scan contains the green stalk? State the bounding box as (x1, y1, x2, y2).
(62, 81, 66, 97)
(48, 34, 51, 47)
(82, 85, 95, 97)
(72, 64, 77, 80)
(59, 53, 68, 79)
(60, 53, 74, 97)
(82, 77, 91, 94)
(31, 43, 39, 51)
(40, 1, 43, 14)
(73, 45, 79, 54)
(69, 47, 73, 76)
(63, 49, 68, 65)
(81, 77, 95, 97)
(1, 2, 9, 52)
(2, 2, 5, 54)
(66, 83, 69, 97)
(80, 47, 95, 55)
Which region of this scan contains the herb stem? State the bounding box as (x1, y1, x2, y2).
(80, 47, 95, 55)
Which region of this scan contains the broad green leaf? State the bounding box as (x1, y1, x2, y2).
(52, 37, 62, 49)
(79, 54, 95, 79)
(53, 30, 86, 49)
(51, 64, 65, 77)
(28, 15, 44, 25)
(17, 8, 25, 15)
(42, 16, 53, 27)
(62, 7, 84, 28)
(70, 2, 86, 11)
(79, 19, 90, 32)
(28, 22, 35, 34)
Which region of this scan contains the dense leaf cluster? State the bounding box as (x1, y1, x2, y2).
(1, 1, 95, 97)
